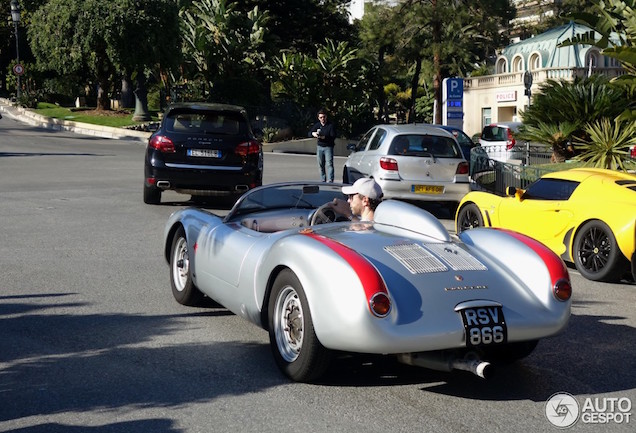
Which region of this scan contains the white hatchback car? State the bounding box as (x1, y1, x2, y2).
(478, 121, 525, 162)
(343, 124, 470, 207)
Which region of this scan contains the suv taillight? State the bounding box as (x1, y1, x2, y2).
(456, 161, 469, 175)
(149, 135, 175, 153)
(506, 129, 516, 150)
(235, 140, 261, 157)
(380, 157, 398, 171)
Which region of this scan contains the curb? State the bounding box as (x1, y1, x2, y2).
(0, 97, 151, 143)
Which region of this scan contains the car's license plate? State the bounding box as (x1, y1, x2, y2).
(459, 306, 507, 347)
(412, 184, 443, 194)
(187, 149, 221, 158)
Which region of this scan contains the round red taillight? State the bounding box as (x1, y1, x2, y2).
(553, 279, 572, 301)
(369, 293, 391, 317)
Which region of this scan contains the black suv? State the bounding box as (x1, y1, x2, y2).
(143, 103, 263, 204)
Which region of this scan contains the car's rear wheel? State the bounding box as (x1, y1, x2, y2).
(456, 203, 483, 233)
(268, 269, 332, 382)
(573, 220, 625, 282)
(143, 184, 161, 204)
(170, 227, 205, 306)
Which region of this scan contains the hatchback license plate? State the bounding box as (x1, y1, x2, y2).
(459, 306, 507, 347)
(412, 184, 443, 194)
(188, 149, 221, 158)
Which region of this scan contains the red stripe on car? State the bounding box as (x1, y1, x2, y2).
(302, 232, 390, 313)
(495, 228, 572, 300)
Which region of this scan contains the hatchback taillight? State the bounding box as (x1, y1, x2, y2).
(380, 157, 398, 171)
(235, 140, 261, 157)
(149, 135, 175, 153)
(506, 129, 516, 150)
(456, 161, 469, 175)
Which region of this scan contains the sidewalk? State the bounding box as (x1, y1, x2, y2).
(0, 97, 151, 143)
(0, 98, 352, 155)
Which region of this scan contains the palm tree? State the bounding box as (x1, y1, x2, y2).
(573, 118, 636, 170)
(518, 122, 579, 162)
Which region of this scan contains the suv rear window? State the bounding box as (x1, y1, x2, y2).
(481, 126, 510, 141)
(166, 110, 247, 135)
(389, 135, 461, 158)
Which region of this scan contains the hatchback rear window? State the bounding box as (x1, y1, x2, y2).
(481, 126, 510, 141)
(389, 135, 461, 158)
(166, 111, 246, 135)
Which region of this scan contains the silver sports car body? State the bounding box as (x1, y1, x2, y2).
(164, 182, 572, 382)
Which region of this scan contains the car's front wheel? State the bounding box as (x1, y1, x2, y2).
(456, 203, 483, 233)
(573, 220, 625, 282)
(170, 227, 205, 306)
(268, 269, 332, 382)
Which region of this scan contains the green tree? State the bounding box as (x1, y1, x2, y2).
(520, 75, 629, 131)
(395, 0, 515, 123)
(517, 121, 580, 162)
(573, 118, 636, 170)
(28, 0, 181, 110)
(180, 0, 269, 104)
(233, 0, 355, 55)
(560, 0, 636, 119)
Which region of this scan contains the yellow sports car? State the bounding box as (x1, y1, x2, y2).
(455, 168, 636, 282)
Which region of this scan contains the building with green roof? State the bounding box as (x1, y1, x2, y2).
(460, 22, 624, 137)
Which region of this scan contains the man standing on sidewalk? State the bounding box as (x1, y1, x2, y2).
(308, 108, 337, 182)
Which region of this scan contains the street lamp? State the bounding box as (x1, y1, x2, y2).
(10, 0, 21, 99)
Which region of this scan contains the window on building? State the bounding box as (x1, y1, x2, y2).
(482, 108, 492, 130)
(496, 58, 507, 74)
(529, 53, 541, 70)
(512, 56, 524, 72)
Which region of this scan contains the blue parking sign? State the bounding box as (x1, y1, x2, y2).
(447, 78, 463, 100)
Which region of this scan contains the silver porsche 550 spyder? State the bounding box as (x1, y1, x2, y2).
(164, 182, 572, 382)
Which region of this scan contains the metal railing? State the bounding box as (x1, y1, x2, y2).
(469, 147, 557, 195)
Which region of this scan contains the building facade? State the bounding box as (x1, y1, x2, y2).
(459, 22, 624, 137)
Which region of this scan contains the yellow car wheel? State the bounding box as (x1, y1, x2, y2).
(573, 220, 626, 282)
(457, 203, 484, 233)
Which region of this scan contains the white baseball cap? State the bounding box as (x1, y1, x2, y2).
(342, 178, 383, 200)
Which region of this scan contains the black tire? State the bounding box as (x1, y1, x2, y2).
(169, 227, 205, 306)
(143, 183, 161, 204)
(573, 220, 626, 282)
(456, 203, 483, 233)
(482, 340, 539, 364)
(342, 166, 350, 184)
(268, 269, 332, 382)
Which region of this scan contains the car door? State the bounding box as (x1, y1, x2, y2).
(195, 222, 264, 311)
(359, 127, 388, 177)
(497, 178, 579, 251)
(347, 127, 377, 180)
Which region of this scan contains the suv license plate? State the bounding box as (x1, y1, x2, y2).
(188, 149, 221, 158)
(459, 306, 507, 347)
(412, 185, 443, 194)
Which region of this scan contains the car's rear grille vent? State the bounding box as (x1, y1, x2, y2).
(384, 244, 448, 274)
(424, 243, 488, 271)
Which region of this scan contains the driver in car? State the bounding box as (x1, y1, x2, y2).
(329, 178, 383, 222)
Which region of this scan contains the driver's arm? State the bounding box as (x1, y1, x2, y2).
(329, 198, 356, 220)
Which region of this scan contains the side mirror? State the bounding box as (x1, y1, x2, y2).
(347, 143, 356, 151)
(506, 186, 517, 197)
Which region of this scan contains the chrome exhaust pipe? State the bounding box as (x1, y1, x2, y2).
(235, 185, 249, 192)
(397, 352, 493, 379)
(156, 181, 170, 189)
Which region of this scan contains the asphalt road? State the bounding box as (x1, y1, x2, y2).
(1, 118, 635, 433)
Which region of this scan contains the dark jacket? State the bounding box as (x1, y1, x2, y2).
(308, 120, 337, 147)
